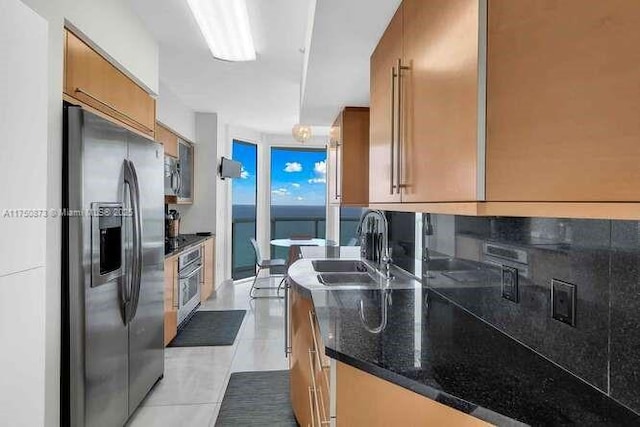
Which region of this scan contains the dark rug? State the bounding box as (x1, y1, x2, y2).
(215, 370, 298, 426)
(168, 310, 246, 347)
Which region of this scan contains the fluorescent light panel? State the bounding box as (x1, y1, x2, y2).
(187, 0, 256, 62)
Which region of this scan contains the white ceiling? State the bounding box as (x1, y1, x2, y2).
(131, 0, 311, 134)
(130, 0, 400, 133)
(300, 0, 401, 126)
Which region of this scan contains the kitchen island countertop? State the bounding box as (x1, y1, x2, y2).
(287, 246, 640, 426)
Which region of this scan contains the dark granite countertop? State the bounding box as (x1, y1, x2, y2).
(288, 247, 640, 426)
(164, 234, 214, 258)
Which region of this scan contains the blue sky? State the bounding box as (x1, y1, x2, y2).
(231, 141, 327, 206)
(271, 147, 326, 206)
(232, 141, 257, 205)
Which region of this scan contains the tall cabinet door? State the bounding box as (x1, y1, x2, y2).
(487, 0, 640, 202)
(401, 0, 483, 203)
(369, 5, 403, 204)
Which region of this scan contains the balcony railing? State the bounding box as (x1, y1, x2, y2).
(231, 216, 360, 279)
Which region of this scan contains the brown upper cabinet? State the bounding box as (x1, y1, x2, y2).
(370, 0, 640, 218)
(64, 29, 156, 138)
(155, 122, 179, 158)
(486, 0, 640, 202)
(328, 107, 370, 206)
(370, 0, 483, 205)
(370, 6, 403, 204)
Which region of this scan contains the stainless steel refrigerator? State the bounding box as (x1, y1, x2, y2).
(62, 106, 164, 427)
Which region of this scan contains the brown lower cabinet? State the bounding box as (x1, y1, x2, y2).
(336, 362, 490, 427)
(290, 285, 332, 426)
(289, 285, 487, 426)
(200, 238, 216, 302)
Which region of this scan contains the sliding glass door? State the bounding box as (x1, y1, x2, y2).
(232, 140, 257, 279)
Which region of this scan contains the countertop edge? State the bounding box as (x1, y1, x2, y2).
(164, 235, 214, 259)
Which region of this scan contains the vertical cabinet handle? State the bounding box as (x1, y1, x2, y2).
(335, 142, 341, 200)
(396, 59, 410, 194)
(284, 280, 291, 356)
(396, 58, 403, 194)
(308, 349, 322, 427)
(308, 311, 328, 371)
(308, 386, 316, 427)
(389, 65, 397, 195)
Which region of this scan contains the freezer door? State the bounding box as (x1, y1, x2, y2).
(65, 107, 130, 427)
(126, 132, 165, 414)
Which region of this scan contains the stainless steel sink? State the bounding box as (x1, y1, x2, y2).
(312, 260, 368, 273)
(317, 273, 376, 286)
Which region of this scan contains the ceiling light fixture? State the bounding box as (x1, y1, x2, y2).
(292, 124, 312, 143)
(187, 0, 256, 62)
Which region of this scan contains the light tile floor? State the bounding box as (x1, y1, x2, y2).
(127, 276, 288, 427)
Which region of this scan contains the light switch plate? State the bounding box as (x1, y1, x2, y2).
(551, 279, 576, 327)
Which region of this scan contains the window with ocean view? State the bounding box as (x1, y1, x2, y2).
(340, 207, 364, 245)
(232, 140, 257, 280)
(270, 147, 327, 260)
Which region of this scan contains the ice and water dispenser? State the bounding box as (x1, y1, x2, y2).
(91, 202, 124, 287)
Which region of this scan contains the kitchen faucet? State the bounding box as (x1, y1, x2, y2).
(356, 209, 393, 281)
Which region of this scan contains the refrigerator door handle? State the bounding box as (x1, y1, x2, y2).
(124, 159, 143, 323)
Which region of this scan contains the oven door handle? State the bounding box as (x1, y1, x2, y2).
(179, 264, 202, 280)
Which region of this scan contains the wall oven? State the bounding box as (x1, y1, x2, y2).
(177, 246, 202, 325)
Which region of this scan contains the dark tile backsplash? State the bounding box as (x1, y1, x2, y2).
(418, 214, 640, 414)
(386, 211, 416, 275)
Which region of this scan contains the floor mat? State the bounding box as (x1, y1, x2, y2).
(168, 310, 246, 347)
(216, 370, 297, 426)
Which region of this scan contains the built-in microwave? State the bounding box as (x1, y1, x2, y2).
(164, 155, 180, 197)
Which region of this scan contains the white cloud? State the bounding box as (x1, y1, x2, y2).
(283, 162, 302, 173)
(308, 177, 326, 184)
(314, 161, 326, 175)
(291, 183, 301, 188)
(296, 196, 304, 201)
(240, 167, 249, 179)
(308, 160, 327, 184)
(272, 188, 289, 197)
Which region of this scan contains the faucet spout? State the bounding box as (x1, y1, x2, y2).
(356, 209, 393, 280)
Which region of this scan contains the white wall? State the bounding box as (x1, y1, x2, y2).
(173, 113, 218, 235)
(157, 81, 196, 142)
(215, 124, 265, 283)
(0, 0, 48, 425)
(17, 0, 159, 425)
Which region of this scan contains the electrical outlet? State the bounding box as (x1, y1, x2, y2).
(551, 279, 576, 327)
(501, 266, 519, 303)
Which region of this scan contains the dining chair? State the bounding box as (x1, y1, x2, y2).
(249, 238, 286, 299)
